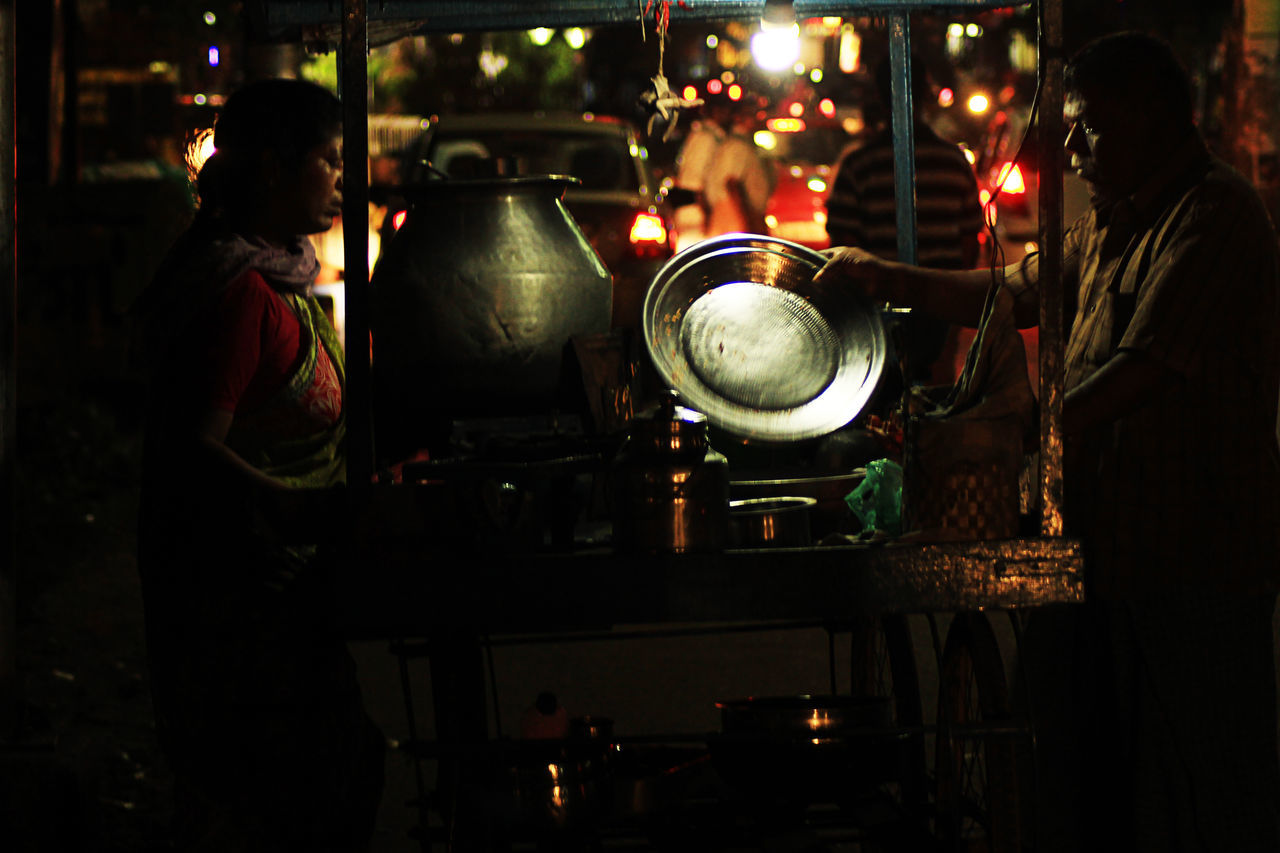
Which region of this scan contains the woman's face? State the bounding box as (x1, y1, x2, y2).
(269, 131, 344, 237)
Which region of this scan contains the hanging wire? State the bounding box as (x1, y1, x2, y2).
(982, 19, 1046, 296)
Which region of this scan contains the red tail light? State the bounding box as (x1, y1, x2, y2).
(629, 212, 667, 247)
(995, 162, 1025, 194)
(391, 209, 408, 231)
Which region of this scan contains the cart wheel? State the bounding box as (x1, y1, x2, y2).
(850, 614, 928, 815)
(935, 612, 1021, 853)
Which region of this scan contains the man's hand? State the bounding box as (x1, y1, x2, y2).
(815, 247, 1009, 328)
(814, 246, 900, 303)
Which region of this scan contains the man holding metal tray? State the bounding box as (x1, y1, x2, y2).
(815, 30, 1280, 853)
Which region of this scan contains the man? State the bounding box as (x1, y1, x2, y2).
(672, 92, 730, 250)
(826, 54, 985, 383)
(816, 32, 1280, 851)
(702, 96, 773, 238)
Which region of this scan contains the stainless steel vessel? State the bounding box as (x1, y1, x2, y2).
(370, 176, 612, 459)
(610, 398, 729, 554)
(728, 496, 816, 547)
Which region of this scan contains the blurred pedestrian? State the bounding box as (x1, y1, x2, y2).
(826, 54, 984, 383)
(672, 91, 731, 250)
(133, 78, 385, 851)
(702, 98, 774, 238)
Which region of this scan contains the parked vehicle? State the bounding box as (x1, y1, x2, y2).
(759, 114, 854, 251)
(978, 155, 1092, 266)
(765, 160, 832, 250)
(375, 111, 681, 331)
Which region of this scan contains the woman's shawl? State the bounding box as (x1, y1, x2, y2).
(134, 224, 320, 376)
(135, 224, 344, 489)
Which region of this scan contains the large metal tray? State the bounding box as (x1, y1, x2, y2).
(642, 234, 887, 442)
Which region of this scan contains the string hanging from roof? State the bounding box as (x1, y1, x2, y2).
(636, 0, 703, 141)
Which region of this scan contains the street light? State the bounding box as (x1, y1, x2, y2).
(762, 0, 795, 29)
(752, 25, 800, 72)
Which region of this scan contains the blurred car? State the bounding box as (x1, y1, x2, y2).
(943, 137, 1092, 388)
(980, 145, 1092, 266)
(376, 111, 679, 331)
(765, 160, 832, 250)
(757, 112, 855, 251)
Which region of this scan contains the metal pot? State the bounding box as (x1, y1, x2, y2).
(708, 695, 905, 805)
(610, 398, 729, 554)
(730, 470, 865, 539)
(717, 694, 892, 735)
(370, 176, 612, 459)
(501, 716, 618, 831)
(728, 496, 815, 548)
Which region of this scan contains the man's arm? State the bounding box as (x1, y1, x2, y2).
(814, 246, 1038, 328)
(195, 407, 342, 541)
(1061, 350, 1178, 435)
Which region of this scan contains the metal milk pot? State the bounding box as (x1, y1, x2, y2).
(611, 398, 729, 554)
(370, 177, 612, 458)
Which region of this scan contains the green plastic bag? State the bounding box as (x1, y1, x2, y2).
(844, 459, 904, 536)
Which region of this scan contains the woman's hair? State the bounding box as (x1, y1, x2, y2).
(196, 78, 342, 217)
(1064, 31, 1194, 132)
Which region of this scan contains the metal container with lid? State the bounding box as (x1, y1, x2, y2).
(610, 396, 729, 553)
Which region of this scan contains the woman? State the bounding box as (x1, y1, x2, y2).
(135, 78, 384, 851)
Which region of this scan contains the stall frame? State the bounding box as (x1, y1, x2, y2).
(255, 1, 1080, 849)
(252, 0, 1066, 529)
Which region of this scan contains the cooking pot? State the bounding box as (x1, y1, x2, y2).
(730, 470, 865, 540)
(370, 176, 612, 461)
(728, 496, 815, 548)
(708, 695, 906, 805)
(610, 397, 729, 553)
(717, 694, 892, 736)
(497, 716, 618, 832)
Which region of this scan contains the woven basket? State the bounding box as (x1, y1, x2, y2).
(905, 416, 1022, 540)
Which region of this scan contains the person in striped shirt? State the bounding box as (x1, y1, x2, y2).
(816, 31, 1280, 851)
(825, 54, 985, 383)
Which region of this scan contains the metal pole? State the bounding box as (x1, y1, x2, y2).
(1037, 0, 1065, 537)
(887, 13, 918, 266)
(887, 14, 919, 530)
(0, 0, 17, 736)
(341, 0, 372, 489)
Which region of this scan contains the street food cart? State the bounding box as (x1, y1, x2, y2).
(255, 1, 1080, 849)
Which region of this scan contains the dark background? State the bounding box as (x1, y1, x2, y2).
(4, 1, 1274, 849)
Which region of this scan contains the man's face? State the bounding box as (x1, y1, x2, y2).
(1063, 87, 1155, 203)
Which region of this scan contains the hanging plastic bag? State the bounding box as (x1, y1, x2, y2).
(844, 458, 904, 537)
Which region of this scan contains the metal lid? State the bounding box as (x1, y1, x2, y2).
(628, 396, 710, 455)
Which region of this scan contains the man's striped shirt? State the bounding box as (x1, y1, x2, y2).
(825, 121, 984, 269)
